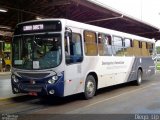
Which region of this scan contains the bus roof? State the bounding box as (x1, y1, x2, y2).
(64, 19, 155, 43)
(16, 18, 155, 43)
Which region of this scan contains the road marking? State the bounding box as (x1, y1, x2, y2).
(0, 79, 10, 81)
(0, 95, 26, 101)
(68, 83, 159, 113)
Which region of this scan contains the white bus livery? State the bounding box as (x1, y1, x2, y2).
(11, 19, 155, 99)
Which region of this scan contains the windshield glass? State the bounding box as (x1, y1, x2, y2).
(12, 34, 62, 69)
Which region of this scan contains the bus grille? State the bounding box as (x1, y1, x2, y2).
(18, 72, 50, 78)
(21, 84, 43, 92)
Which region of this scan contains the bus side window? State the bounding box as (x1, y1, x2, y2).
(65, 33, 83, 64)
(133, 40, 141, 56)
(124, 38, 133, 56)
(147, 43, 154, 56)
(98, 33, 112, 56)
(112, 36, 124, 56)
(84, 31, 97, 56)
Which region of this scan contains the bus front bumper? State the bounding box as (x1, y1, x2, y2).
(11, 72, 64, 97)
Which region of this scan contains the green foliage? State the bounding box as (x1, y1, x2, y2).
(4, 43, 11, 52)
(157, 62, 160, 70)
(156, 46, 160, 54)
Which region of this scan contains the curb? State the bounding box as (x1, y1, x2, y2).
(0, 95, 26, 101)
(0, 96, 16, 101)
(0, 72, 11, 76)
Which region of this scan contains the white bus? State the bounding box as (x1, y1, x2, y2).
(11, 19, 155, 99)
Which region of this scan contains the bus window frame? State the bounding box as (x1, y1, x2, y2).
(83, 30, 98, 56)
(123, 38, 133, 47)
(65, 32, 83, 65)
(112, 35, 124, 56)
(98, 32, 112, 56)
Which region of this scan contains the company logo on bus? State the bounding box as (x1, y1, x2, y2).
(23, 24, 44, 31)
(30, 80, 36, 85)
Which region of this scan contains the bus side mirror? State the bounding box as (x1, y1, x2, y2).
(65, 27, 72, 39)
(65, 27, 72, 56)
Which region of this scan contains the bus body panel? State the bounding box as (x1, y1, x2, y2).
(11, 19, 156, 97)
(63, 56, 155, 96)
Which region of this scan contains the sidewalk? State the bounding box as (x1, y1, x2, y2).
(0, 72, 11, 76)
(0, 73, 24, 100)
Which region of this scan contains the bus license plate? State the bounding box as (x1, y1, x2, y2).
(28, 92, 37, 96)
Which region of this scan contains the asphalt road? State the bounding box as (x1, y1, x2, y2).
(0, 72, 160, 120)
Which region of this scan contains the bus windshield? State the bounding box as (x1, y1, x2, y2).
(12, 34, 62, 70)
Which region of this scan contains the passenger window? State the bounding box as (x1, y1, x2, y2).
(147, 43, 154, 56)
(65, 33, 83, 64)
(84, 31, 97, 56)
(133, 40, 141, 56)
(112, 36, 124, 56)
(124, 38, 133, 56)
(98, 33, 112, 56)
(141, 42, 148, 56)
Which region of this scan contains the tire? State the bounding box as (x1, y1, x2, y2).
(84, 75, 96, 100)
(136, 69, 142, 86)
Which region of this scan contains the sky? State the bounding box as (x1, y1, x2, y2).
(92, 0, 160, 45)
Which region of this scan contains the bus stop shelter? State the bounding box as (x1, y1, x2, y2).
(0, 0, 160, 40)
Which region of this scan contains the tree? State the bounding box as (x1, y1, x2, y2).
(156, 47, 160, 54)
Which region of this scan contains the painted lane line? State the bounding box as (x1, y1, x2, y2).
(67, 83, 159, 113)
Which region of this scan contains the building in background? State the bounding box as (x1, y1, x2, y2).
(0, 31, 12, 72)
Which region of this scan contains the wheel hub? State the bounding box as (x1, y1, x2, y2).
(87, 81, 94, 94)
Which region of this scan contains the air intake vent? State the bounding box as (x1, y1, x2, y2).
(18, 72, 50, 79)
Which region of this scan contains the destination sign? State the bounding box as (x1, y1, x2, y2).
(23, 24, 44, 31)
(14, 21, 62, 35)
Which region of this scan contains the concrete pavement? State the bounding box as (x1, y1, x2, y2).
(0, 72, 23, 100)
(0, 72, 160, 120)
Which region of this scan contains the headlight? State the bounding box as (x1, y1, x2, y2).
(48, 79, 55, 84)
(52, 76, 58, 81)
(12, 74, 19, 83)
(48, 75, 58, 84)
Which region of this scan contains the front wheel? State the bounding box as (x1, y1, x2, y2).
(135, 69, 142, 86)
(84, 75, 96, 100)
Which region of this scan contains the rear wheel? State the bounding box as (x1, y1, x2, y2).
(84, 75, 96, 100)
(135, 69, 142, 85)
